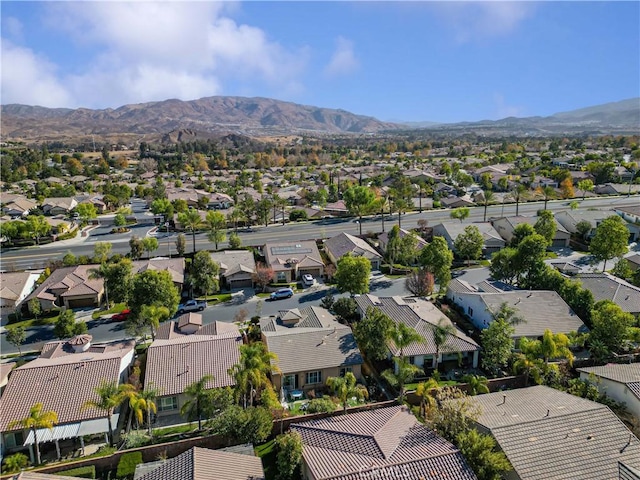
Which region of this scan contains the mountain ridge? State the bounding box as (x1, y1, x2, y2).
(1, 96, 638, 142)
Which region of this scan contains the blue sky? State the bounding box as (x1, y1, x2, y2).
(2, 1, 638, 123)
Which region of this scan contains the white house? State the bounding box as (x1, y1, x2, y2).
(577, 364, 640, 422)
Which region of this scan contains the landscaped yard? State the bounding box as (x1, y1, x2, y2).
(91, 303, 128, 319)
(195, 293, 233, 303)
(404, 379, 459, 392)
(255, 439, 277, 480)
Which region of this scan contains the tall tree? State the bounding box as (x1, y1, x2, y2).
(6, 326, 26, 356)
(533, 210, 557, 247)
(419, 236, 454, 292)
(139, 304, 170, 340)
(405, 268, 435, 297)
(334, 253, 371, 296)
(432, 317, 457, 372)
(129, 235, 144, 260)
(135, 386, 159, 437)
(343, 185, 375, 235)
(381, 358, 422, 403)
(129, 270, 180, 319)
(177, 208, 203, 254)
(509, 184, 528, 216)
(26, 215, 51, 245)
(89, 262, 111, 308)
(388, 321, 423, 360)
(537, 185, 556, 211)
(93, 241, 112, 264)
(589, 300, 634, 355)
(190, 251, 220, 299)
(482, 190, 495, 222)
(353, 307, 394, 361)
(577, 179, 594, 200)
(181, 375, 215, 431)
(480, 303, 523, 376)
(275, 431, 303, 480)
(103, 258, 133, 304)
(53, 309, 87, 339)
(175, 233, 186, 256)
(229, 342, 278, 408)
(326, 372, 368, 414)
(8, 403, 58, 465)
(590, 215, 629, 272)
(141, 237, 159, 259)
(390, 176, 413, 228)
(205, 210, 227, 250)
(456, 429, 511, 480)
(454, 225, 484, 267)
(82, 381, 134, 446)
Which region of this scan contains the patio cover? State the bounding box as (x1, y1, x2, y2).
(24, 414, 119, 446)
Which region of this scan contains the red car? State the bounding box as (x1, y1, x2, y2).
(111, 309, 131, 321)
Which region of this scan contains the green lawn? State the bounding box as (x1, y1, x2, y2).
(255, 440, 277, 480)
(6, 314, 59, 330)
(195, 293, 233, 303)
(91, 303, 128, 319)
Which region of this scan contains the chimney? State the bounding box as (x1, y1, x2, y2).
(68, 334, 92, 353)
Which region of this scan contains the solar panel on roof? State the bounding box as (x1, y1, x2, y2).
(271, 246, 313, 255)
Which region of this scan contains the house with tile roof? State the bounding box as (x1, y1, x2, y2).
(432, 221, 506, 255)
(133, 446, 265, 480)
(446, 279, 587, 339)
(40, 197, 78, 216)
(468, 385, 640, 480)
(355, 295, 480, 373)
(323, 232, 383, 270)
(1, 197, 39, 218)
(24, 265, 104, 312)
(0, 336, 135, 462)
(578, 363, 640, 421)
(575, 273, 640, 315)
(377, 228, 429, 255)
(263, 240, 324, 283)
(290, 405, 477, 480)
(260, 306, 362, 398)
(0, 362, 16, 395)
(144, 314, 242, 424)
(132, 257, 186, 289)
(0, 271, 40, 318)
(491, 215, 571, 247)
(209, 250, 256, 290)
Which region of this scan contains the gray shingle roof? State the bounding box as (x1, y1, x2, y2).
(260, 306, 362, 374)
(210, 250, 256, 277)
(576, 273, 640, 314)
(136, 446, 265, 480)
(324, 232, 382, 262)
(578, 363, 640, 385)
(469, 386, 640, 480)
(291, 405, 476, 480)
(355, 295, 480, 356)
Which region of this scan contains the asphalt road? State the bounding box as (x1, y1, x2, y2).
(1, 195, 638, 271)
(0, 276, 409, 355)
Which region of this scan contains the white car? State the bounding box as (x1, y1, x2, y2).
(302, 274, 314, 287)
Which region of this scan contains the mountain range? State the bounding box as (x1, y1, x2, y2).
(1, 96, 638, 143)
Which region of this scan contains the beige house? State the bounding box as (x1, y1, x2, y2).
(260, 306, 362, 398)
(0, 271, 40, 318)
(144, 314, 242, 425)
(132, 257, 186, 289)
(209, 250, 256, 290)
(264, 240, 324, 283)
(0, 336, 135, 462)
(323, 232, 383, 270)
(578, 364, 640, 421)
(41, 197, 78, 216)
(24, 265, 104, 312)
(491, 215, 571, 247)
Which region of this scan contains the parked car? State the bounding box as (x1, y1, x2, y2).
(177, 299, 207, 314)
(270, 288, 294, 301)
(302, 274, 314, 287)
(111, 309, 131, 321)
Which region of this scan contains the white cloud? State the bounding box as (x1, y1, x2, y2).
(493, 93, 525, 118)
(4, 2, 309, 108)
(1, 40, 72, 107)
(2, 16, 24, 42)
(324, 36, 359, 78)
(431, 2, 535, 43)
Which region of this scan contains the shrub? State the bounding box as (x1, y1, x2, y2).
(289, 209, 308, 222)
(116, 451, 143, 479)
(56, 229, 79, 241)
(306, 397, 337, 414)
(122, 430, 151, 449)
(2, 452, 29, 473)
(56, 465, 96, 478)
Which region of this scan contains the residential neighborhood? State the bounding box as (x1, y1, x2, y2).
(1, 133, 640, 479)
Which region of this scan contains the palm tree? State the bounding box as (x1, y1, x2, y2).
(512, 352, 543, 386)
(82, 381, 135, 446)
(228, 343, 278, 408)
(462, 374, 490, 396)
(326, 372, 368, 414)
(415, 377, 439, 418)
(509, 184, 528, 217)
(538, 185, 556, 211)
(139, 305, 170, 340)
(181, 374, 214, 431)
(388, 322, 423, 361)
(137, 386, 160, 437)
(227, 209, 243, 234)
(89, 262, 110, 309)
(177, 208, 202, 255)
(205, 210, 226, 251)
(8, 403, 58, 465)
(482, 190, 495, 222)
(381, 358, 422, 403)
(432, 318, 457, 372)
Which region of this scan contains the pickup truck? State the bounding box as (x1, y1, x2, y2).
(177, 299, 207, 314)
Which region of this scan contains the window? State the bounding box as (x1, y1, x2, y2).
(408, 356, 415, 365)
(283, 374, 298, 390)
(277, 272, 287, 282)
(467, 306, 474, 316)
(4, 431, 24, 449)
(158, 396, 178, 412)
(339, 367, 352, 377)
(306, 371, 322, 385)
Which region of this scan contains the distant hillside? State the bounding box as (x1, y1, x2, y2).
(0, 96, 401, 143)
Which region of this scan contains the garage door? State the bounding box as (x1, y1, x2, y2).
(67, 297, 97, 308)
(299, 268, 321, 278)
(229, 278, 253, 289)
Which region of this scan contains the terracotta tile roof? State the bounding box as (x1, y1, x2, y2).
(291, 405, 476, 480)
(136, 446, 265, 480)
(145, 329, 242, 397)
(260, 306, 362, 374)
(178, 313, 203, 329)
(25, 265, 103, 305)
(355, 295, 480, 357)
(132, 258, 185, 285)
(471, 386, 640, 480)
(0, 339, 134, 431)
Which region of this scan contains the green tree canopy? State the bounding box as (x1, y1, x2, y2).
(343, 185, 375, 235)
(326, 372, 368, 414)
(190, 251, 220, 298)
(590, 299, 634, 355)
(450, 207, 470, 223)
(590, 215, 629, 271)
(129, 270, 180, 319)
(53, 309, 87, 339)
(454, 225, 484, 267)
(205, 210, 227, 250)
(353, 307, 394, 361)
(8, 403, 58, 465)
(533, 210, 556, 247)
(419, 236, 454, 292)
(334, 253, 371, 296)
